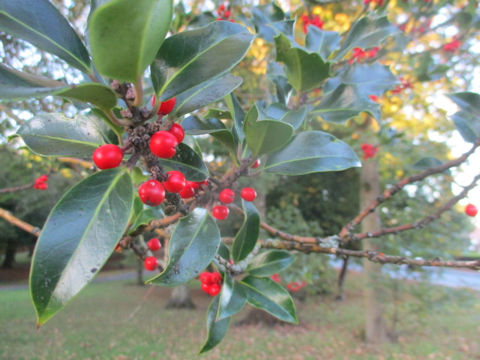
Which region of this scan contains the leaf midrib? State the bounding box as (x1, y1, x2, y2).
(0, 11, 90, 72)
(31, 170, 125, 320)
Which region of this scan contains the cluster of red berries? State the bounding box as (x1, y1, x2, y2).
(286, 280, 307, 292)
(216, 4, 233, 21)
(360, 143, 379, 160)
(363, 0, 385, 7)
(348, 47, 380, 65)
(199, 271, 222, 296)
(300, 14, 323, 34)
(33, 174, 48, 190)
(211, 187, 257, 220)
(271, 273, 281, 283)
(465, 204, 477, 217)
(443, 38, 461, 53)
(391, 77, 413, 94)
(143, 238, 163, 271)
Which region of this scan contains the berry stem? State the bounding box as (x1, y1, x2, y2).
(133, 76, 144, 108)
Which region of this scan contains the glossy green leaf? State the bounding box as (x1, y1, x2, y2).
(281, 106, 310, 130)
(313, 84, 381, 122)
(314, 63, 397, 123)
(0, 64, 117, 110)
(447, 92, 480, 143)
(412, 157, 446, 171)
(217, 273, 246, 320)
(174, 74, 242, 116)
(226, 93, 245, 143)
(0, 0, 91, 72)
(244, 104, 294, 157)
(265, 131, 361, 175)
(129, 207, 164, 234)
(148, 208, 221, 286)
(199, 296, 231, 354)
(205, 108, 232, 120)
(232, 200, 260, 262)
(305, 27, 342, 61)
(247, 250, 294, 277)
(274, 33, 330, 92)
(89, 0, 172, 82)
(251, 3, 286, 42)
(181, 116, 236, 154)
(239, 276, 297, 323)
(30, 169, 133, 325)
(335, 15, 399, 60)
(217, 242, 230, 262)
(17, 113, 112, 158)
(152, 21, 253, 100)
(157, 143, 209, 181)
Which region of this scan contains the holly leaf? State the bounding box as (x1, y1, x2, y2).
(0, 0, 91, 73)
(217, 273, 246, 320)
(30, 169, 133, 325)
(199, 296, 231, 354)
(89, 0, 172, 82)
(239, 276, 297, 323)
(244, 104, 294, 157)
(174, 74, 242, 116)
(0, 64, 117, 110)
(305, 27, 342, 61)
(334, 15, 399, 60)
(17, 113, 112, 158)
(151, 21, 253, 100)
(157, 143, 209, 181)
(129, 207, 164, 234)
(313, 63, 397, 123)
(274, 33, 330, 92)
(264, 131, 361, 175)
(181, 116, 236, 154)
(226, 93, 246, 144)
(247, 250, 294, 277)
(232, 200, 260, 263)
(147, 208, 221, 286)
(447, 92, 480, 143)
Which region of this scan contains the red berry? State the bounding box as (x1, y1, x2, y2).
(33, 182, 48, 190)
(218, 4, 225, 12)
(207, 283, 221, 296)
(241, 187, 257, 202)
(212, 205, 229, 220)
(210, 272, 222, 284)
(150, 131, 178, 158)
(219, 188, 235, 204)
(36, 175, 48, 183)
(179, 182, 196, 199)
(201, 283, 211, 294)
(465, 204, 478, 217)
(151, 94, 156, 107)
(147, 238, 162, 251)
(163, 171, 186, 193)
(199, 272, 213, 284)
(251, 159, 260, 169)
(157, 97, 176, 115)
(271, 274, 281, 283)
(144, 256, 158, 271)
(138, 180, 165, 206)
(92, 144, 124, 169)
(168, 123, 185, 143)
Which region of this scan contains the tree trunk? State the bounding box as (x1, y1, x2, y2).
(361, 159, 388, 344)
(335, 256, 349, 301)
(2, 240, 16, 269)
(165, 285, 195, 309)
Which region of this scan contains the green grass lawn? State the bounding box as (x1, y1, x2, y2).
(0, 274, 479, 360)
